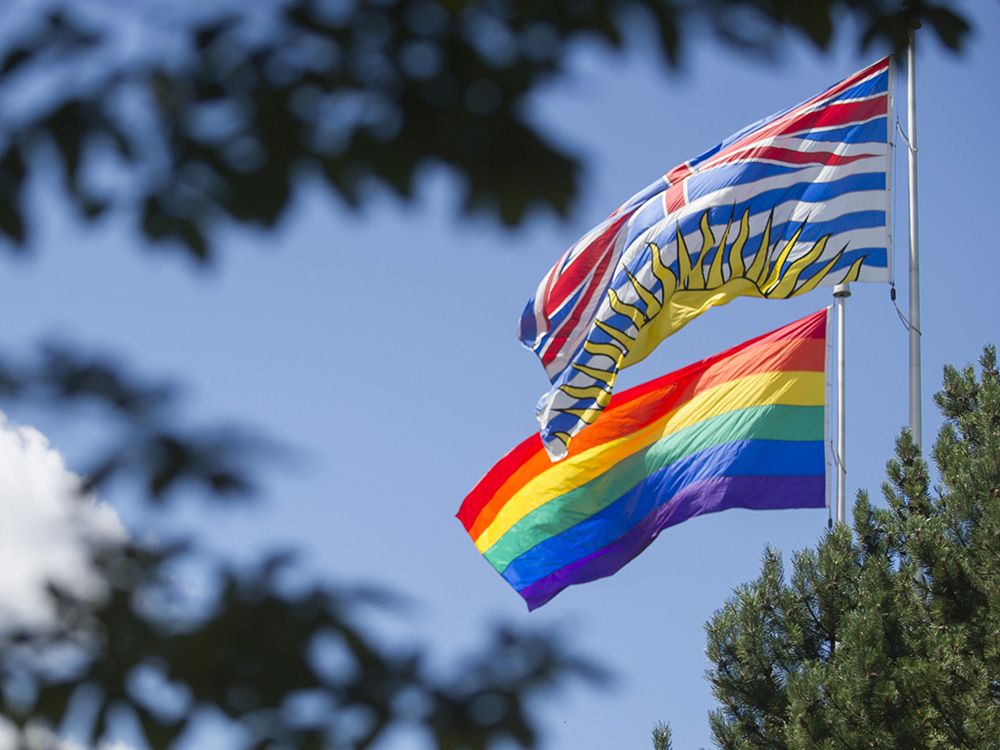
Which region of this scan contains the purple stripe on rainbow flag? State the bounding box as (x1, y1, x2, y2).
(517, 474, 825, 610)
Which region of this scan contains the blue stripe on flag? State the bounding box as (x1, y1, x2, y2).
(828, 69, 888, 104)
(799, 118, 887, 143)
(686, 162, 804, 203)
(544, 284, 588, 332)
(630, 173, 887, 263)
(601, 209, 887, 322)
(799, 247, 887, 279)
(499, 439, 826, 586)
(681, 172, 887, 230)
(518, 302, 538, 346)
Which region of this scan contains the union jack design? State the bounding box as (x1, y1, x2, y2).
(519, 58, 893, 459)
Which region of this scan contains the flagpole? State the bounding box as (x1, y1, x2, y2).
(834, 283, 851, 525)
(906, 29, 923, 449)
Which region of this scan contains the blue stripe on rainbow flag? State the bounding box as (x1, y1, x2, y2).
(500, 439, 825, 588)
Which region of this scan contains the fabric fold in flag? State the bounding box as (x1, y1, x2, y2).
(458, 309, 830, 610)
(520, 58, 891, 458)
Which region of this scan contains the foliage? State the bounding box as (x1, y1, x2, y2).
(0, 349, 606, 749)
(652, 720, 673, 750)
(4, 548, 606, 750)
(0, 0, 970, 260)
(704, 346, 1000, 749)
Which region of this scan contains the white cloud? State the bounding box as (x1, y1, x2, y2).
(0, 411, 126, 631)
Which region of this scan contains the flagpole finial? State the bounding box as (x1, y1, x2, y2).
(833, 282, 852, 299)
(902, 0, 923, 30)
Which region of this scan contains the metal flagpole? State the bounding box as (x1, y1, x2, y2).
(907, 29, 923, 449)
(834, 283, 851, 524)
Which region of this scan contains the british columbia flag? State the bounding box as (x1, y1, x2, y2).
(518, 58, 892, 458)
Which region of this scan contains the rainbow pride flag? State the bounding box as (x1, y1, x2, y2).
(457, 309, 830, 609)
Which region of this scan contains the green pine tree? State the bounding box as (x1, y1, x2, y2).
(702, 345, 1000, 749)
(652, 721, 673, 750)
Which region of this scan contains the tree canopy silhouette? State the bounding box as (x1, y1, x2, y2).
(0, 0, 969, 259)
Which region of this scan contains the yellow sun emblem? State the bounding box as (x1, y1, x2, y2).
(548, 206, 864, 447)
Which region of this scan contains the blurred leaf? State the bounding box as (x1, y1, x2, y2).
(922, 4, 971, 50)
(0, 46, 31, 77)
(0, 199, 25, 245)
(0, 0, 972, 258)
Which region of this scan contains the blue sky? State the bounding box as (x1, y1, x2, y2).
(1, 2, 999, 748)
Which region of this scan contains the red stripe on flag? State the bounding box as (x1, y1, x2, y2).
(708, 145, 880, 170)
(665, 163, 693, 185)
(715, 97, 887, 167)
(540, 236, 618, 367)
(542, 213, 630, 318)
(790, 57, 889, 113)
(664, 183, 685, 213)
(456, 432, 543, 531)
